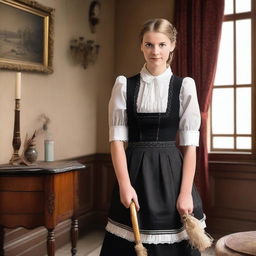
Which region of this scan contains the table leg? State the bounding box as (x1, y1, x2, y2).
(47, 229, 55, 256)
(71, 218, 78, 255)
(0, 226, 4, 256)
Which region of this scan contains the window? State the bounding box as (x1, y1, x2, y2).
(210, 0, 255, 155)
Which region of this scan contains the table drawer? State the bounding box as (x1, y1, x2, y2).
(0, 176, 44, 191)
(0, 191, 44, 213)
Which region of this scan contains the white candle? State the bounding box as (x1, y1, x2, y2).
(15, 72, 21, 99)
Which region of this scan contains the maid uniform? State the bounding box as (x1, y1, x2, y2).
(100, 65, 206, 256)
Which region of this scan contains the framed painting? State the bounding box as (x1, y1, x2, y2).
(0, 0, 54, 73)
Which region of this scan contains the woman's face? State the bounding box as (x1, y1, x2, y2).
(141, 31, 175, 68)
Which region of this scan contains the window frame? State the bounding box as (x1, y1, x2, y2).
(209, 0, 256, 161)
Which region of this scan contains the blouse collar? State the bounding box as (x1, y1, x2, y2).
(140, 63, 173, 84)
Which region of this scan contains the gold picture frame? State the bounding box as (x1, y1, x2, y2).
(0, 0, 54, 73)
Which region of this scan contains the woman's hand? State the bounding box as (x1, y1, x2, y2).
(176, 192, 193, 216)
(119, 183, 140, 211)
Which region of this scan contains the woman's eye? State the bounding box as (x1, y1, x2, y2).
(159, 43, 166, 47)
(145, 43, 152, 47)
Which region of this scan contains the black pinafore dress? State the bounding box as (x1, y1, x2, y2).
(100, 74, 205, 256)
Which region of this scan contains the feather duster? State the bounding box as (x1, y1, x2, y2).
(182, 214, 213, 252)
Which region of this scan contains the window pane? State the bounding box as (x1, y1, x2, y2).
(236, 137, 251, 149)
(235, 0, 251, 13)
(236, 19, 252, 84)
(213, 137, 234, 149)
(236, 88, 251, 134)
(212, 88, 234, 134)
(225, 0, 234, 14)
(214, 22, 234, 86)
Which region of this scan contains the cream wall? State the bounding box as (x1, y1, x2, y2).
(0, 0, 176, 162)
(0, 0, 115, 163)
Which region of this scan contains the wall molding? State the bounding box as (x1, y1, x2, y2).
(5, 154, 254, 254)
(207, 161, 256, 237)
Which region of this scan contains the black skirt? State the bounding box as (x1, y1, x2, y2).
(100, 141, 204, 256)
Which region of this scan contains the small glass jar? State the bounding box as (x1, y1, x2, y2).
(44, 139, 54, 162)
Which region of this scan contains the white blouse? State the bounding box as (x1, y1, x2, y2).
(109, 65, 201, 146)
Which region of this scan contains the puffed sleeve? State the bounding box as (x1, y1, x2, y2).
(108, 75, 128, 142)
(179, 77, 201, 146)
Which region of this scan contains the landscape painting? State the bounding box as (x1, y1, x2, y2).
(0, 2, 43, 63)
(0, 0, 54, 73)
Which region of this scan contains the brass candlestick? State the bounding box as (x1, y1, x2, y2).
(9, 99, 22, 165)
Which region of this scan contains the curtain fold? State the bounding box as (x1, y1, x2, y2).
(173, 0, 225, 208)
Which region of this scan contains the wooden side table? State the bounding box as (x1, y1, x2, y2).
(0, 161, 85, 256)
(215, 231, 256, 256)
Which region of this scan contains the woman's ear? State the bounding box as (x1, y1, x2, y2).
(170, 42, 176, 52)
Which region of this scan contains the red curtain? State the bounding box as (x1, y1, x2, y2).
(173, 0, 224, 209)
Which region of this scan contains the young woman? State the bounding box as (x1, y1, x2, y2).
(100, 18, 205, 256)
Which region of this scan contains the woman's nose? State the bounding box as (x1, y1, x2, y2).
(152, 46, 160, 55)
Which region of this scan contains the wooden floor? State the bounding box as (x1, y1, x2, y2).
(49, 229, 216, 256)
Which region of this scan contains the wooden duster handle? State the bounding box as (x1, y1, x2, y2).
(130, 201, 141, 244)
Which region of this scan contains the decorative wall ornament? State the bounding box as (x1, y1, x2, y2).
(70, 37, 100, 69)
(89, 0, 101, 33)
